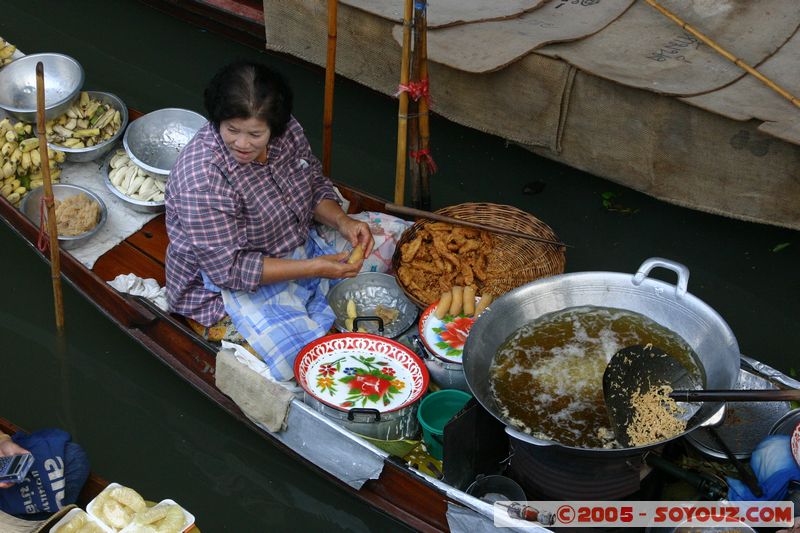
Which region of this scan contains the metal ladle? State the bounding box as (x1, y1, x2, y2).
(602, 344, 800, 448)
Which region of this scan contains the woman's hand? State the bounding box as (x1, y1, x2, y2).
(336, 215, 374, 261)
(312, 252, 363, 279)
(0, 435, 29, 488)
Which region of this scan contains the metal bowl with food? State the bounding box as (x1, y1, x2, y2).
(0, 53, 84, 122)
(43, 91, 128, 163)
(327, 272, 418, 339)
(20, 183, 107, 250)
(463, 257, 741, 456)
(122, 108, 206, 176)
(102, 149, 165, 214)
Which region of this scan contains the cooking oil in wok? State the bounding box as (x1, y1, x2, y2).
(489, 306, 702, 448)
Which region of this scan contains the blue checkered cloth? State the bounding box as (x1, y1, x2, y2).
(202, 228, 337, 381)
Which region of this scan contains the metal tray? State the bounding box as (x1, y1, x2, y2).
(684, 369, 792, 460)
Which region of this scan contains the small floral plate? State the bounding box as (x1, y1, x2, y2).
(294, 333, 429, 412)
(418, 300, 478, 363)
(791, 421, 800, 467)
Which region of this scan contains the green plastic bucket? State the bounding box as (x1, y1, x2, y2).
(416, 389, 472, 460)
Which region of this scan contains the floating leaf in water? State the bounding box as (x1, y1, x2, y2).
(601, 191, 639, 215)
(771, 242, 790, 252)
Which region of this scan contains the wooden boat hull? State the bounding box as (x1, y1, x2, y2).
(0, 134, 454, 531)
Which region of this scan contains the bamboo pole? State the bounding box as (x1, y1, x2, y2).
(417, 1, 431, 210)
(408, 2, 423, 208)
(394, 0, 414, 205)
(35, 62, 65, 332)
(644, 0, 800, 108)
(322, 0, 338, 177)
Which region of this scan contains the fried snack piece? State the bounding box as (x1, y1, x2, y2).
(449, 286, 464, 316)
(375, 304, 399, 325)
(347, 244, 364, 264)
(475, 293, 493, 316)
(463, 286, 476, 316)
(400, 235, 423, 263)
(435, 291, 452, 319)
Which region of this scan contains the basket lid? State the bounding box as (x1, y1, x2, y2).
(294, 333, 429, 413)
(418, 301, 476, 363)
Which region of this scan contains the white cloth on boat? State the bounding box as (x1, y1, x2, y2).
(58, 152, 159, 269)
(203, 228, 337, 382)
(215, 346, 297, 433)
(107, 273, 168, 311)
(316, 211, 412, 274)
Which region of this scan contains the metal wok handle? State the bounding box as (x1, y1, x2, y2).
(504, 426, 554, 447)
(632, 257, 689, 297)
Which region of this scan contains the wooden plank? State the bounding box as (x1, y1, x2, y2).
(93, 241, 166, 285)
(125, 215, 168, 266)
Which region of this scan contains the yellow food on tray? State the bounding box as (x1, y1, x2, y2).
(91, 485, 147, 530)
(55, 510, 105, 533)
(128, 503, 186, 533)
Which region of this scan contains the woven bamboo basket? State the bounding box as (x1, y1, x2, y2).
(391, 202, 566, 309)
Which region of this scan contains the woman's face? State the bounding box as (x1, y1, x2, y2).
(219, 116, 271, 165)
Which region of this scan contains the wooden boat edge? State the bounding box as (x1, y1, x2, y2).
(0, 173, 456, 532)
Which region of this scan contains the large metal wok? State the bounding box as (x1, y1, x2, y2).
(463, 257, 740, 457)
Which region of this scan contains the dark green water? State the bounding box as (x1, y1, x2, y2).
(1, 0, 798, 530)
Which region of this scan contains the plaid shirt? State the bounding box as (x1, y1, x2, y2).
(165, 117, 339, 325)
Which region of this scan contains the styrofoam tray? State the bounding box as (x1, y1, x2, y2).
(119, 498, 195, 533)
(87, 482, 140, 532)
(51, 507, 113, 533)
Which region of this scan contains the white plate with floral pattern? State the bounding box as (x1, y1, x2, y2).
(294, 333, 429, 413)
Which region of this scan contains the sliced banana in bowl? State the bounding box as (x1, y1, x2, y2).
(104, 148, 166, 213)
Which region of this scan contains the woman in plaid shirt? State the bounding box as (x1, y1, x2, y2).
(165, 61, 374, 380)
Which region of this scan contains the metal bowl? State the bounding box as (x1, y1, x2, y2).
(102, 149, 165, 214)
(327, 272, 418, 339)
(44, 91, 128, 163)
(123, 108, 206, 176)
(0, 53, 84, 122)
(19, 183, 107, 250)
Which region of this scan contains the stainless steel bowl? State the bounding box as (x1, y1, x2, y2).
(327, 272, 418, 338)
(19, 183, 107, 250)
(123, 108, 206, 176)
(102, 149, 165, 214)
(0, 53, 84, 122)
(44, 91, 128, 163)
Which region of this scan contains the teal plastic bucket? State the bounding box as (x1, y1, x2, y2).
(416, 389, 472, 460)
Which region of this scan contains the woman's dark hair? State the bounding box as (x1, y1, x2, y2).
(204, 61, 293, 137)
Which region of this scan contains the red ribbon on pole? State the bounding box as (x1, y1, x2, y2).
(395, 79, 430, 104)
(37, 195, 52, 252)
(409, 148, 437, 173)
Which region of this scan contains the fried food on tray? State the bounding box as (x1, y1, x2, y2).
(397, 222, 498, 305)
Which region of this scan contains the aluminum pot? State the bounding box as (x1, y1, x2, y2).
(294, 333, 429, 440)
(412, 336, 470, 393)
(463, 257, 741, 456)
